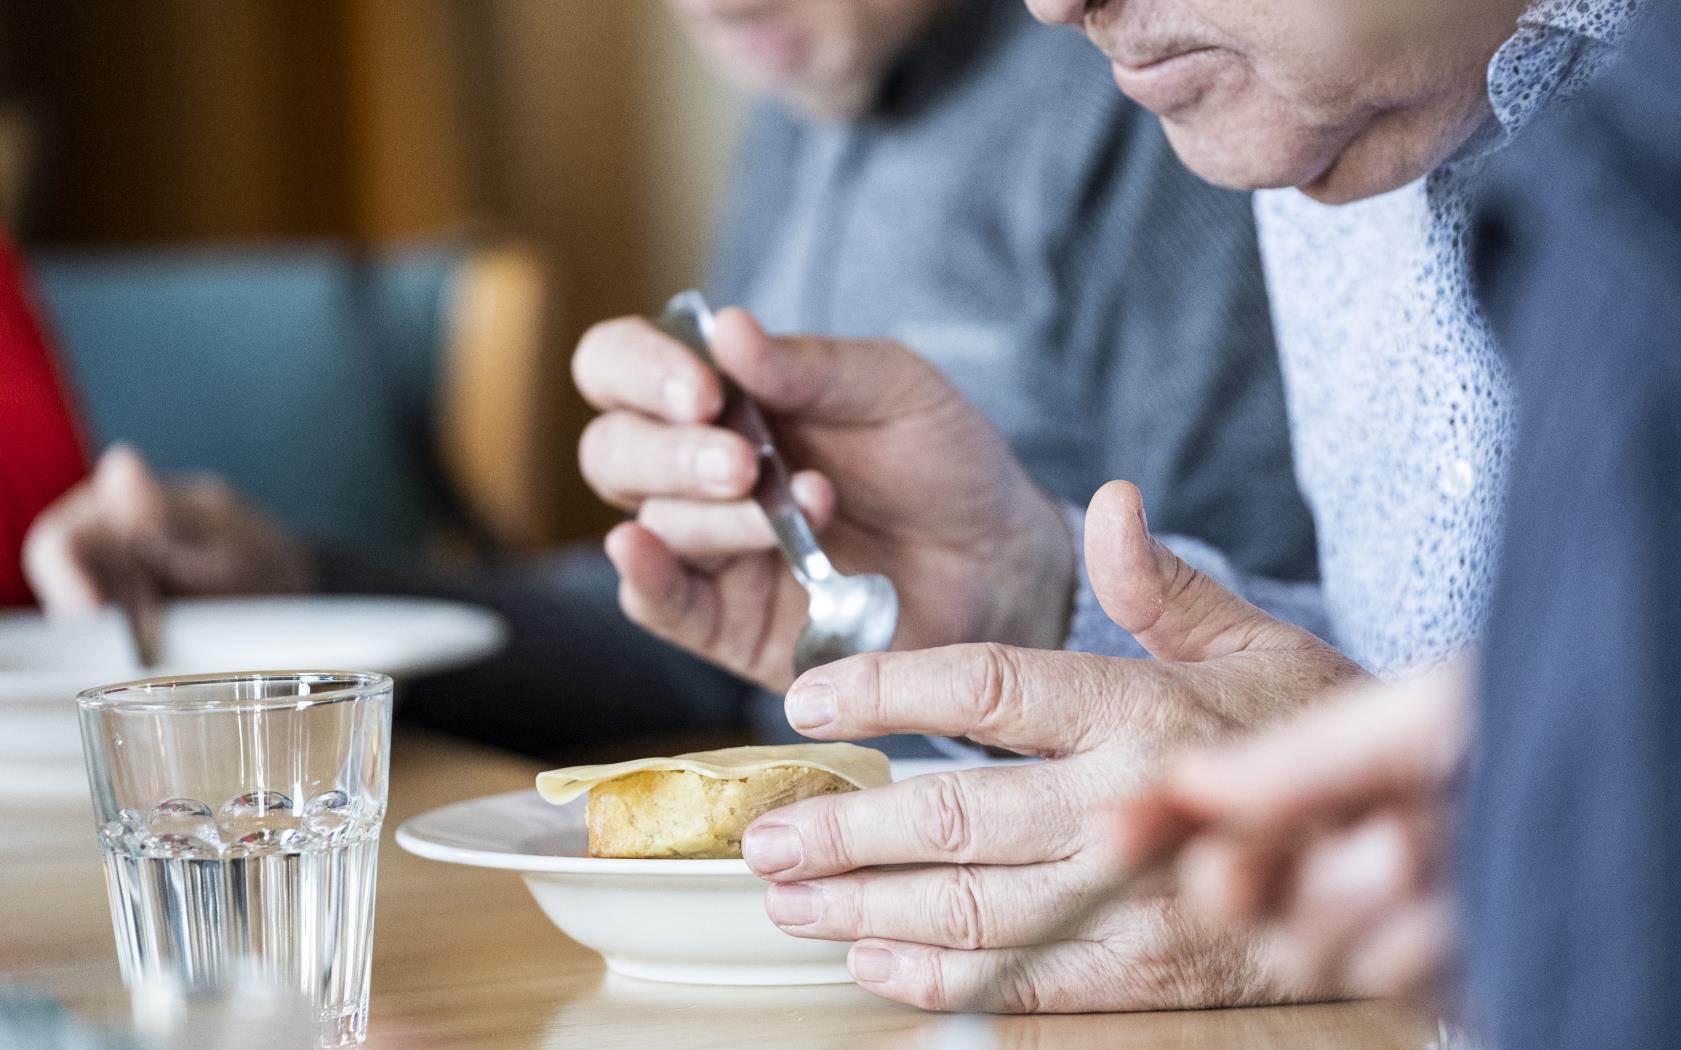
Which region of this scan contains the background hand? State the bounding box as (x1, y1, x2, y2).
(23, 445, 312, 617)
(1113, 669, 1470, 1004)
(574, 308, 1075, 690)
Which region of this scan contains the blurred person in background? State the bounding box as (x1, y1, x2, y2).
(26, 0, 1312, 756)
(564, 0, 1640, 1011)
(0, 230, 85, 608)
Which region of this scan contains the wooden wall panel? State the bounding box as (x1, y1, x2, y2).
(341, 0, 482, 240)
(3, 1, 739, 299)
(13, 1, 356, 241)
(2, 0, 743, 542)
(451, 0, 742, 538)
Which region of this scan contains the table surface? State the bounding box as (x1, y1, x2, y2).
(1, 730, 1443, 1049)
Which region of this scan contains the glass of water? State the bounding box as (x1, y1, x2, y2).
(77, 672, 393, 1048)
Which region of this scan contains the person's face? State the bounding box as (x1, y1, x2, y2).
(1027, 0, 1528, 202)
(671, 0, 951, 120)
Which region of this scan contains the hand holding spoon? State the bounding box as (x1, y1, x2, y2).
(657, 292, 899, 678)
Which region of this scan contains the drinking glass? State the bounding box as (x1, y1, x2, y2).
(77, 672, 393, 1048)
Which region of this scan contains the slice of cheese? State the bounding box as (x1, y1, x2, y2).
(536, 743, 891, 806)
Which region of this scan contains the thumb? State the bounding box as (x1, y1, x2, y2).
(707, 308, 952, 426)
(1085, 480, 1312, 662)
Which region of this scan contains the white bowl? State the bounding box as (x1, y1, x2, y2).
(396, 758, 1015, 986)
(396, 787, 851, 985)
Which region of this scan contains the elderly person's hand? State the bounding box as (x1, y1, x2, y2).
(23, 445, 312, 617)
(573, 308, 1075, 692)
(1113, 669, 1470, 1004)
(741, 480, 1369, 1011)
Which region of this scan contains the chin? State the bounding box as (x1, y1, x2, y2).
(1157, 118, 1336, 193)
(776, 65, 884, 122)
(779, 85, 872, 122)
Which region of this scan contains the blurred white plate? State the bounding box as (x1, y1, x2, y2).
(396, 758, 998, 987)
(0, 595, 507, 793)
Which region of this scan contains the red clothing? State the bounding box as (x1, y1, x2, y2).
(0, 234, 87, 606)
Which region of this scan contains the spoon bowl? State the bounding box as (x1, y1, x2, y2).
(795, 571, 900, 677)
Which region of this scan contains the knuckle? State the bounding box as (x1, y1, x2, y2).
(1161, 555, 1204, 608)
(854, 652, 888, 726)
(808, 799, 859, 873)
(934, 866, 989, 950)
(904, 954, 955, 1012)
(915, 773, 975, 859)
(1177, 566, 1230, 641)
(970, 642, 1022, 734)
(997, 971, 1043, 1015)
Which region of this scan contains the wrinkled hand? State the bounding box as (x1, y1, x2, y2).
(573, 308, 1075, 691)
(1114, 668, 1470, 1004)
(741, 481, 1369, 1012)
(23, 446, 312, 616)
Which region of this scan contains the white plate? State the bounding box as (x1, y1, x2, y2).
(0, 596, 507, 791)
(396, 757, 1015, 986)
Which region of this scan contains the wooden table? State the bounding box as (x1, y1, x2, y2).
(0, 731, 1441, 1048)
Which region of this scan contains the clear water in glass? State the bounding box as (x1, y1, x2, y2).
(79, 672, 392, 1048)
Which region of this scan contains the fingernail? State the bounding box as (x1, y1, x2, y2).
(785, 681, 838, 730)
(662, 374, 698, 418)
(743, 823, 803, 874)
(696, 445, 737, 487)
(765, 883, 823, 926)
(850, 947, 898, 983)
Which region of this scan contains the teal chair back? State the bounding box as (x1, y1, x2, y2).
(33, 244, 468, 556)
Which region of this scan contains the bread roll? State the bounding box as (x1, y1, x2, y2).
(536, 743, 892, 860)
(586, 766, 857, 859)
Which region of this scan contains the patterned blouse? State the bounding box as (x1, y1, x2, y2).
(1068, 0, 1642, 677)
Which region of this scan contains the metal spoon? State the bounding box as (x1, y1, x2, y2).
(657, 291, 899, 678)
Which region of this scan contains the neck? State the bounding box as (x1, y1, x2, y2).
(1300, 0, 1532, 203)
